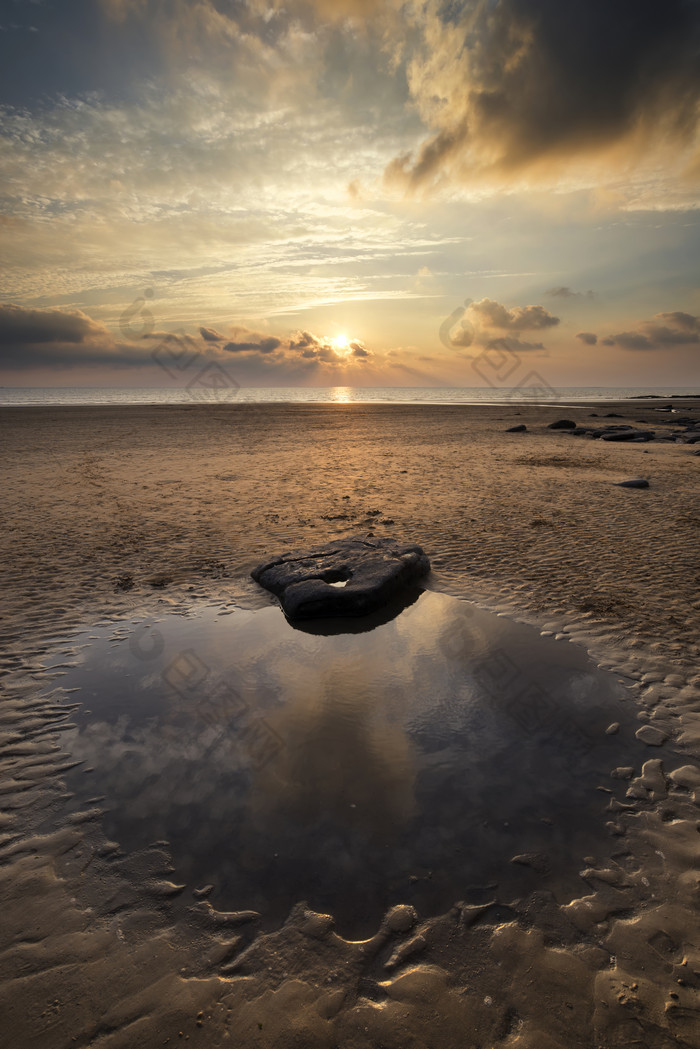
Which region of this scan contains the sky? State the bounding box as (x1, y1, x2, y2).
(1, 0, 699, 389)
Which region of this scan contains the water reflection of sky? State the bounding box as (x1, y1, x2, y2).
(48, 592, 643, 937)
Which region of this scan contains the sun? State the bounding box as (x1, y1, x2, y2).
(331, 333, 350, 354)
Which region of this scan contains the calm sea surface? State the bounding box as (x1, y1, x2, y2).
(2, 386, 700, 407)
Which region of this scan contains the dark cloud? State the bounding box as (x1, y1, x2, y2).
(611, 331, 655, 351)
(199, 325, 225, 342)
(289, 331, 318, 350)
(224, 336, 281, 354)
(0, 308, 377, 382)
(0, 302, 103, 345)
(468, 298, 560, 331)
(486, 336, 545, 353)
(0, 302, 154, 370)
(213, 325, 373, 368)
(547, 287, 594, 299)
(576, 331, 598, 345)
(388, 0, 700, 187)
(654, 311, 700, 332)
(606, 311, 700, 350)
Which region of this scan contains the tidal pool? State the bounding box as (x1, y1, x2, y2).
(48, 591, 641, 937)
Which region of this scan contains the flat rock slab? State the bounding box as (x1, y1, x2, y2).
(600, 429, 655, 442)
(251, 537, 431, 619)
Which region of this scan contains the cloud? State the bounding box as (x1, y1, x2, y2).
(440, 297, 557, 354)
(199, 326, 225, 342)
(0, 302, 152, 370)
(387, 0, 700, 189)
(223, 335, 282, 354)
(467, 298, 560, 331)
(200, 324, 374, 370)
(611, 331, 655, 351)
(485, 336, 545, 353)
(605, 311, 700, 351)
(0, 306, 377, 383)
(547, 287, 594, 299)
(448, 325, 474, 349)
(654, 311, 700, 332)
(576, 331, 598, 345)
(0, 303, 104, 345)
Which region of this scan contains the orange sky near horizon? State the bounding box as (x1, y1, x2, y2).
(1, 0, 699, 389)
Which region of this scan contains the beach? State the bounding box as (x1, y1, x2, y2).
(2, 399, 700, 1048)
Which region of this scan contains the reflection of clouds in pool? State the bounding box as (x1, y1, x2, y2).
(251, 665, 417, 839)
(53, 591, 641, 933)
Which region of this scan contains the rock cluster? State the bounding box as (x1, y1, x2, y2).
(563, 419, 700, 445)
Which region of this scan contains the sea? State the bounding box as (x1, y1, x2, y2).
(2, 386, 700, 407)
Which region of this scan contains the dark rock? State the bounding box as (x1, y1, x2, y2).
(600, 429, 655, 442)
(251, 536, 431, 619)
(605, 412, 623, 418)
(614, 479, 649, 489)
(506, 424, 527, 432)
(547, 419, 576, 429)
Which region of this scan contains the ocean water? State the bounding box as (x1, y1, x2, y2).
(2, 385, 700, 407)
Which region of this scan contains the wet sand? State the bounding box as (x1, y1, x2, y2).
(1, 399, 700, 1048)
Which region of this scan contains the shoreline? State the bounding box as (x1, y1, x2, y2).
(2, 390, 700, 410)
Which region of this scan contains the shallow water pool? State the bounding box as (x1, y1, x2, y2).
(49, 590, 642, 937)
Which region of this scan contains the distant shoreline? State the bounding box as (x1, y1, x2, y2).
(2, 385, 700, 409)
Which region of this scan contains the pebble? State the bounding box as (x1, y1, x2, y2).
(635, 725, 668, 746)
(669, 765, 700, 790)
(606, 722, 620, 735)
(384, 904, 418, 934)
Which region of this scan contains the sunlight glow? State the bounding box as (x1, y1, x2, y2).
(331, 334, 350, 354)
